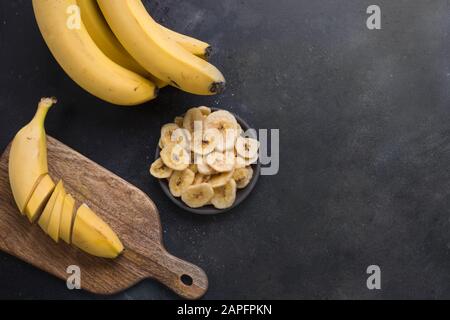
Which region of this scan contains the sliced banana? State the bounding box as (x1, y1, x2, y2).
(209, 170, 234, 188)
(193, 173, 206, 185)
(206, 152, 235, 172)
(235, 156, 247, 169)
(204, 110, 238, 132)
(211, 179, 237, 209)
(233, 167, 253, 189)
(215, 128, 238, 152)
(192, 129, 219, 155)
(198, 106, 212, 116)
(160, 123, 180, 148)
(183, 107, 204, 132)
(174, 116, 184, 127)
(160, 143, 190, 171)
(171, 128, 192, 151)
(236, 123, 244, 137)
(154, 107, 257, 210)
(189, 164, 198, 174)
(150, 158, 173, 179)
(196, 156, 216, 175)
(235, 137, 260, 159)
(169, 169, 195, 197)
(181, 183, 215, 208)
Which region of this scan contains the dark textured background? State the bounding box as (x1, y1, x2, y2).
(1, 0, 450, 299)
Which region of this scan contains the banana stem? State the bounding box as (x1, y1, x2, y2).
(34, 97, 57, 125)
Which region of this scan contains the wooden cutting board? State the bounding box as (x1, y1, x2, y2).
(0, 136, 208, 299)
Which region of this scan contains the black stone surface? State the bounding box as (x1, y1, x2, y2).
(1, 0, 450, 299)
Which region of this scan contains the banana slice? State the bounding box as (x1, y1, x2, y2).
(209, 170, 234, 188)
(161, 143, 190, 171)
(235, 137, 260, 159)
(211, 179, 237, 209)
(160, 123, 180, 148)
(193, 173, 206, 185)
(204, 110, 238, 132)
(196, 156, 215, 175)
(174, 116, 184, 127)
(235, 156, 246, 169)
(183, 107, 204, 132)
(172, 128, 192, 151)
(215, 128, 238, 152)
(236, 123, 244, 137)
(181, 183, 214, 208)
(189, 164, 198, 174)
(198, 106, 212, 116)
(206, 152, 235, 172)
(150, 158, 173, 179)
(169, 169, 195, 197)
(233, 167, 253, 189)
(192, 129, 219, 155)
(205, 110, 238, 152)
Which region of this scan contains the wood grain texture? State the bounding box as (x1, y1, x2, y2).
(0, 137, 208, 299)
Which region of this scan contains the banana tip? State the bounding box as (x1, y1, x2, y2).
(204, 46, 213, 59)
(210, 82, 226, 94)
(40, 97, 58, 106)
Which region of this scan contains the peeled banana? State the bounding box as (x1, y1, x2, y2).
(32, 0, 157, 106)
(97, 0, 225, 95)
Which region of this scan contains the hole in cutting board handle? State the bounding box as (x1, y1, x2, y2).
(180, 274, 193, 286)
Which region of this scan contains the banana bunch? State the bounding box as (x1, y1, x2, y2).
(9, 98, 123, 258)
(151, 107, 259, 209)
(32, 0, 225, 106)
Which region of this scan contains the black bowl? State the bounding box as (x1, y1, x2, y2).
(156, 109, 261, 215)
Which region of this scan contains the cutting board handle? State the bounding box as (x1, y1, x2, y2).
(158, 250, 208, 300)
(132, 247, 208, 300)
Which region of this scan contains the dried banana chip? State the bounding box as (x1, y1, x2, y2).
(150, 158, 173, 179)
(160, 123, 180, 149)
(206, 152, 235, 173)
(161, 143, 190, 171)
(208, 170, 234, 188)
(169, 169, 195, 197)
(181, 183, 215, 208)
(183, 107, 204, 132)
(211, 179, 237, 209)
(235, 137, 260, 159)
(233, 167, 253, 189)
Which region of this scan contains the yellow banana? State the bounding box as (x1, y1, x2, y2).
(78, 0, 167, 88)
(98, 0, 225, 95)
(32, 0, 157, 106)
(79, 0, 210, 74)
(72, 204, 124, 258)
(160, 24, 211, 60)
(10, 97, 123, 258)
(78, 0, 148, 77)
(9, 98, 55, 214)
